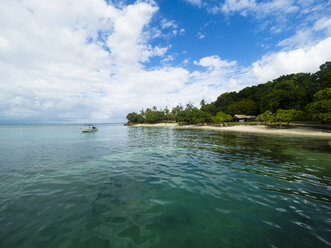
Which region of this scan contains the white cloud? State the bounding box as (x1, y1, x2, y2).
(190, 56, 247, 98)
(189, 37, 331, 102)
(197, 32, 205, 39)
(194, 56, 237, 70)
(257, 0, 299, 16)
(0, 0, 330, 123)
(252, 37, 331, 82)
(160, 18, 178, 29)
(0, 0, 175, 123)
(221, 0, 256, 15)
(213, 0, 300, 17)
(205, 0, 327, 39)
(162, 55, 175, 63)
(277, 30, 314, 48)
(184, 0, 329, 40)
(183, 59, 190, 64)
(0, 0, 220, 123)
(313, 17, 331, 34)
(106, 2, 160, 66)
(183, 0, 202, 7)
(278, 17, 331, 49)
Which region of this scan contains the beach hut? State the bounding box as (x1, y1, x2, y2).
(233, 114, 257, 122)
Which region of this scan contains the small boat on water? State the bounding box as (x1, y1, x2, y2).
(81, 125, 98, 133)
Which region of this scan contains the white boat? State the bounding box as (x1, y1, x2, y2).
(81, 125, 98, 133)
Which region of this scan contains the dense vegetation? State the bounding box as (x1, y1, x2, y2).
(126, 62, 331, 125)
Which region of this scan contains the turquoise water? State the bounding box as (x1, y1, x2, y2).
(0, 124, 330, 248)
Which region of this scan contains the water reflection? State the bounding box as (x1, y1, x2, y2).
(0, 125, 330, 248)
(126, 127, 331, 244)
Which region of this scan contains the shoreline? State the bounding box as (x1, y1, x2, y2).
(127, 123, 331, 138)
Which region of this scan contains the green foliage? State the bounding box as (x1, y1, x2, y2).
(213, 63, 330, 115)
(193, 110, 212, 124)
(313, 62, 331, 89)
(276, 109, 303, 124)
(261, 111, 276, 124)
(201, 103, 217, 115)
(214, 92, 237, 111)
(144, 108, 165, 123)
(226, 99, 258, 115)
(306, 88, 331, 122)
(316, 113, 331, 122)
(171, 104, 183, 117)
(261, 109, 303, 125)
(260, 80, 306, 112)
(176, 104, 212, 124)
(127, 106, 178, 124)
(211, 111, 233, 123)
(126, 61, 331, 125)
(313, 87, 331, 100)
(126, 112, 142, 123)
(164, 106, 171, 121)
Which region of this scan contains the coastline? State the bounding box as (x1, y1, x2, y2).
(128, 123, 331, 138)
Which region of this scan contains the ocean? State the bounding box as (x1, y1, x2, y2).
(0, 124, 330, 247)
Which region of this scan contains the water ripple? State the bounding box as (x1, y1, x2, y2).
(0, 124, 330, 247)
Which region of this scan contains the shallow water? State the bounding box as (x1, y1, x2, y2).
(0, 124, 330, 248)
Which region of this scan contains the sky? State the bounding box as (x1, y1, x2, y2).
(0, 0, 330, 123)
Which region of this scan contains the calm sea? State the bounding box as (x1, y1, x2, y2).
(0, 124, 330, 248)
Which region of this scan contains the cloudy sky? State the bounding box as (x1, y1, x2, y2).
(0, 0, 330, 123)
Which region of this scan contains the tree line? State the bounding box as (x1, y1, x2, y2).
(126, 62, 331, 125)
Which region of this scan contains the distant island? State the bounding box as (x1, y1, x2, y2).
(126, 62, 331, 127)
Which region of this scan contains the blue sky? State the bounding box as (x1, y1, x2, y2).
(148, 0, 330, 67)
(149, 0, 273, 66)
(0, 0, 330, 123)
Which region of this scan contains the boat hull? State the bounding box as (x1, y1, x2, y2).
(81, 128, 98, 133)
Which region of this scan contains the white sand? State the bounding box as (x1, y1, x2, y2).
(130, 123, 331, 138)
(134, 123, 178, 127)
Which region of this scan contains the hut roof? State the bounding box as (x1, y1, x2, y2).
(234, 114, 257, 119)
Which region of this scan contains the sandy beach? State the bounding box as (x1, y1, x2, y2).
(130, 123, 331, 138)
